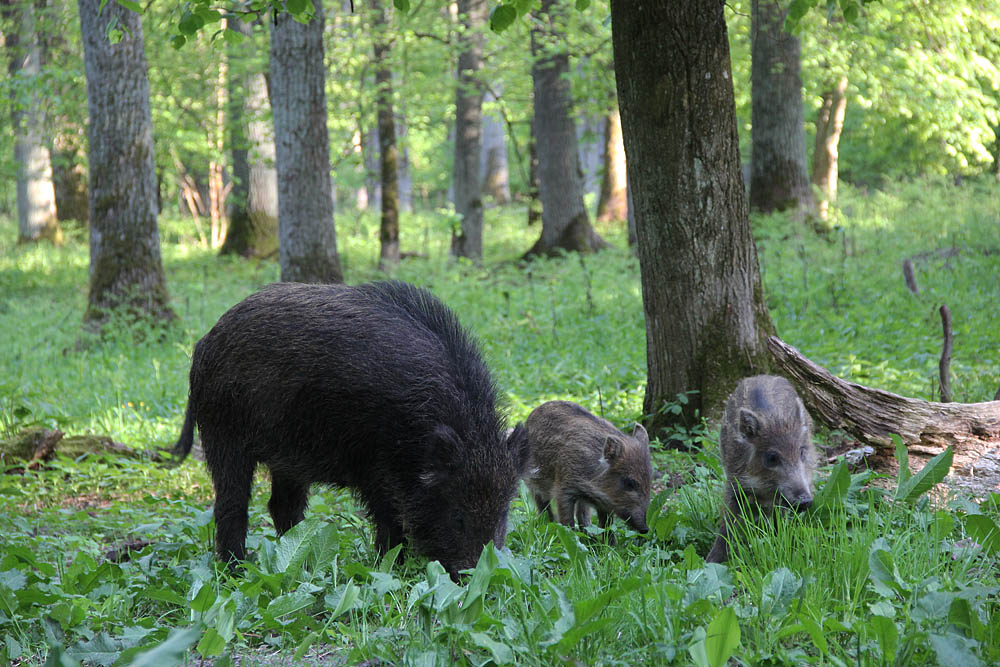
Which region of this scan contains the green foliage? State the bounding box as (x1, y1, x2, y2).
(1, 178, 999, 663)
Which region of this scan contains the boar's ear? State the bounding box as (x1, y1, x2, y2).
(604, 436, 624, 462)
(631, 423, 650, 447)
(427, 424, 463, 475)
(739, 408, 761, 439)
(507, 423, 532, 477)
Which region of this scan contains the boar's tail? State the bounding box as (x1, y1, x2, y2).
(170, 403, 196, 461)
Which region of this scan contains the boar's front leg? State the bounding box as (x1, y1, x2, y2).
(556, 489, 580, 529)
(267, 472, 309, 536)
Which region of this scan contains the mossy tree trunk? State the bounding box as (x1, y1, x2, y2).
(221, 15, 278, 259)
(78, 0, 173, 325)
(4, 0, 61, 245)
(748, 0, 815, 217)
(450, 0, 486, 262)
(525, 0, 607, 258)
(372, 0, 400, 270)
(270, 0, 343, 284)
(611, 0, 776, 437)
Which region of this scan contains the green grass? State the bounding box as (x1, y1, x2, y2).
(1, 178, 999, 665)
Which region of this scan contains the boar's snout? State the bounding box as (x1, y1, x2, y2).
(794, 494, 813, 512)
(627, 513, 649, 534)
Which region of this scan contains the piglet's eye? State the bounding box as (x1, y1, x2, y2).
(763, 451, 782, 468)
(622, 477, 639, 492)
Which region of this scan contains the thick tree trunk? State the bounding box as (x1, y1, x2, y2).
(811, 75, 848, 223)
(526, 121, 541, 226)
(526, 0, 607, 258)
(596, 105, 628, 223)
(78, 0, 173, 325)
(748, 0, 815, 216)
(4, 0, 61, 244)
(50, 136, 89, 224)
(372, 0, 400, 270)
(221, 16, 278, 258)
(611, 0, 776, 435)
(269, 0, 343, 283)
(481, 87, 510, 205)
(450, 0, 486, 261)
(768, 336, 1000, 474)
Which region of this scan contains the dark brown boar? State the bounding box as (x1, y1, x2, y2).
(523, 401, 652, 542)
(171, 280, 530, 579)
(706, 375, 817, 563)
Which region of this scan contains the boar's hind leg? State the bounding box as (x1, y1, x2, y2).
(268, 473, 309, 536)
(532, 491, 555, 522)
(210, 456, 255, 564)
(374, 517, 405, 555)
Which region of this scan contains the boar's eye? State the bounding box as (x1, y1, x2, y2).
(622, 477, 639, 492)
(763, 451, 782, 469)
(799, 445, 808, 459)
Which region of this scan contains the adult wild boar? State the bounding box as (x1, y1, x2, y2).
(706, 375, 817, 563)
(523, 400, 651, 542)
(172, 281, 529, 578)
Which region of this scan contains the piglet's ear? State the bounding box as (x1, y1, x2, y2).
(604, 436, 624, 462)
(506, 423, 531, 477)
(632, 423, 650, 447)
(739, 408, 761, 439)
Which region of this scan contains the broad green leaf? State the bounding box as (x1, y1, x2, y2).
(892, 434, 910, 489)
(688, 626, 709, 667)
(266, 591, 315, 619)
(470, 631, 514, 665)
(190, 581, 216, 613)
(964, 514, 1000, 554)
(796, 614, 828, 655)
(196, 628, 226, 658)
(868, 544, 906, 598)
(465, 542, 499, 605)
(285, 0, 307, 16)
(932, 511, 955, 541)
(393, 0, 410, 13)
(127, 627, 201, 667)
(115, 0, 142, 12)
(813, 460, 850, 511)
(928, 632, 983, 667)
(704, 606, 740, 667)
(895, 446, 953, 504)
(761, 567, 803, 617)
(292, 632, 319, 661)
(489, 4, 517, 32)
(574, 0, 590, 10)
(0, 569, 26, 592)
(66, 633, 119, 666)
(868, 615, 898, 663)
(325, 581, 360, 617)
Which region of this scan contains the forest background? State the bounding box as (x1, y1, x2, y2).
(1, 0, 1000, 664)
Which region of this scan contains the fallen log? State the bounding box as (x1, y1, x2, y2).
(767, 336, 1000, 475)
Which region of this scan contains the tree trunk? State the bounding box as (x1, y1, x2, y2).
(610, 0, 776, 435)
(450, 0, 486, 261)
(78, 0, 173, 325)
(526, 0, 607, 258)
(50, 136, 89, 224)
(221, 15, 278, 259)
(526, 120, 541, 226)
(481, 86, 510, 204)
(596, 105, 628, 223)
(768, 336, 1000, 474)
(748, 0, 815, 217)
(269, 0, 343, 283)
(397, 117, 413, 213)
(811, 75, 848, 223)
(4, 0, 61, 244)
(372, 0, 400, 270)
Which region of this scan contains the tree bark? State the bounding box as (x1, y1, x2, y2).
(269, 0, 343, 283)
(450, 0, 486, 261)
(372, 0, 400, 270)
(78, 0, 173, 325)
(525, 0, 607, 258)
(596, 105, 628, 223)
(748, 0, 815, 217)
(768, 336, 1000, 473)
(526, 120, 541, 226)
(481, 86, 510, 205)
(811, 75, 848, 222)
(4, 0, 61, 244)
(221, 16, 278, 259)
(611, 0, 776, 435)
